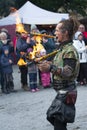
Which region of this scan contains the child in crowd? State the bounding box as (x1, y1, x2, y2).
(39, 49, 51, 88)
(1, 47, 15, 94)
(27, 48, 39, 92)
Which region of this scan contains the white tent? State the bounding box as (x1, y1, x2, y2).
(0, 1, 69, 26)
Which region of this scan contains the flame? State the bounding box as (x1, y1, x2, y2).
(29, 46, 37, 59)
(29, 36, 45, 60)
(16, 23, 27, 33)
(35, 36, 42, 44)
(17, 58, 27, 66)
(15, 11, 27, 33)
(35, 36, 45, 55)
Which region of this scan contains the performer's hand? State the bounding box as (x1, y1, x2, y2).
(37, 61, 51, 72)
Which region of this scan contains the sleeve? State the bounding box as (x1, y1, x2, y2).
(50, 51, 77, 78)
(16, 39, 28, 52)
(1, 56, 10, 67)
(60, 51, 77, 77)
(61, 58, 76, 77)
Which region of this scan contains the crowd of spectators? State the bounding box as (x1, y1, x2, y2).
(0, 23, 87, 94)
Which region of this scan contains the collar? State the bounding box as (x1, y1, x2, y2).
(57, 40, 72, 50)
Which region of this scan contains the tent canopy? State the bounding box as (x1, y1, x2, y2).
(0, 1, 69, 26)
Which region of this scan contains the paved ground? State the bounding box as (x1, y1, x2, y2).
(0, 65, 87, 130)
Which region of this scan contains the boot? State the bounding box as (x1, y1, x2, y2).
(6, 86, 11, 94)
(2, 80, 10, 94)
(22, 85, 30, 91)
(9, 81, 17, 92)
(2, 86, 10, 94)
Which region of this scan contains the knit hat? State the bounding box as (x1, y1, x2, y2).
(74, 31, 83, 40)
(30, 24, 40, 33)
(40, 30, 47, 34)
(30, 24, 37, 31)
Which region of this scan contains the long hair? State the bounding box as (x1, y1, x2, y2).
(59, 18, 80, 40)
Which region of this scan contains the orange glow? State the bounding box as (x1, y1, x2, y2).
(15, 11, 27, 33)
(29, 36, 45, 60)
(16, 23, 27, 33)
(29, 46, 37, 59)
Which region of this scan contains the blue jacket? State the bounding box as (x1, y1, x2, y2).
(43, 38, 56, 61)
(16, 38, 35, 52)
(1, 54, 13, 74)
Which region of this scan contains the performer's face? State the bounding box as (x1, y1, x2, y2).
(55, 23, 68, 43)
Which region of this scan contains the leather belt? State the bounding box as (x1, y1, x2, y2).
(53, 80, 76, 90)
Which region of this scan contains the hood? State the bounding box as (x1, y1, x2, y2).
(74, 31, 83, 40)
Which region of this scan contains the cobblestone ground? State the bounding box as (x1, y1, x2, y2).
(0, 65, 87, 130)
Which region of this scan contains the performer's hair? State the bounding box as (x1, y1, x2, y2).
(58, 18, 80, 40)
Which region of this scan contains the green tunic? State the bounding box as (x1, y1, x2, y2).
(53, 42, 80, 81)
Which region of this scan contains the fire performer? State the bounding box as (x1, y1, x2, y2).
(38, 18, 80, 130)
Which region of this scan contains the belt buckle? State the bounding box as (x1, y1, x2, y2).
(59, 90, 67, 94)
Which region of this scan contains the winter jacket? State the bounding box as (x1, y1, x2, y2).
(16, 38, 29, 52)
(42, 38, 56, 61)
(1, 54, 13, 74)
(73, 40, 87, 63)
(16, 38, 35, 52)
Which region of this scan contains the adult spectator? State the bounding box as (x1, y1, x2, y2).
(0, 32, 14, 54)
(78, 24, 87, 45)
(0, 28, 11, 41)
(16, 31, 32, 91)
(73, 31, 87, 85)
